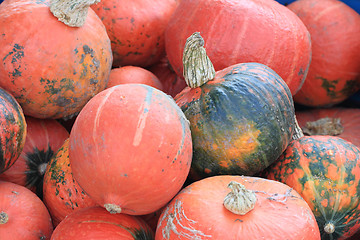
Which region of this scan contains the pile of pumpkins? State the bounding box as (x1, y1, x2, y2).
(0, 0, 359, 239)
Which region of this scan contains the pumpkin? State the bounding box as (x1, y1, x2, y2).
(263, 135, 360, 240)
(296, 107, 360, 147)
(107, 66, 164, 91)
(174, 32, 301, 180)
(42, 139, 98, 227)
(91, 0, 179, 68)
(155, 175, 320, 239)
(0, 180, 53, 238)
(0, 116, 69, 198)
(0, 87, 26, 174)
(165, 0, 311, 95)
(69, 84, 192, 215)
(0, 0, 112, 119)
(148, 56, 187, 98)
(289, 0, 360, 107)
(50, 206, 154, 239)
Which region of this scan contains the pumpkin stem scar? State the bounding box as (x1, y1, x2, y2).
(158, 200, 212, 239)
(50, 0, 100, 27)
(104, 203, 122, 214)
(0, 212, 9, 224)
(223, 181, 257, 215)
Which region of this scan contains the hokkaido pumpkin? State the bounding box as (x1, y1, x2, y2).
(0, 180, 53, 239)
(69, 84, 192, 215)
(155, 175, 320, 239)
(0, 0, 112, 119)
(91, 0, 179, 67)
(43, 139, 97, 227)
(107, 66, 164, 91)
(289, 0, 360, 107)
(0, 116, 69, 198)
(165, 0, 312, 95)
(263, 136, 360, 240)
(0, 87, 26, 174)
(296, 107, 360, 147)
(175, 32, 301, 179)
(50, 206, 154, 239)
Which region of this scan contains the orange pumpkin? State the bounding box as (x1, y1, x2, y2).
(0, 0, 112, 119)
(91, 0, 179, 67)
(69, 84, 192, 215)
(290, 0, 360, 107)
(0, 116, 69, 198)
(43, 139, 98, 227)
(165, 0, 311, 95)
(107, 66, 164, 91)
(148, 56, 187, 98)
(51, 206, 154, 239)
(0, 181, 53, 238)
(155, 175, 320, 239)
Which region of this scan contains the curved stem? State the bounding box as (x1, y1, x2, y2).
(182, 32, 215, 88)
(50, 0, 100, 27)
(292, 116, 304, 140)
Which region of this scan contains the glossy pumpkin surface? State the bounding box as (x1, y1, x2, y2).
(0, 180, 53, 238)
(43, 139, 97, 227)
(0, 116, 69, 198)
(91, 0, 179, 67)
(296, 107, 360, 147)
(155, 175, 320, 240)
(165, 0, 311, 95)
(0, 0, 112, 119)
(290, 0, 360, 107)
(263, 136, 360, 240)
(0, 87, 26, 174)
(176, 62, 296, 178)
(51, 206, 154, 239)
(69, 84, 192, 215)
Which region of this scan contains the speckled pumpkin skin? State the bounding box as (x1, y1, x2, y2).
(0, 0, 113, 119)
(175, 62, 295, 179)
(263, 136, 360, 240)
(0, 87, 26, 174)
(43, 139, 97, 227)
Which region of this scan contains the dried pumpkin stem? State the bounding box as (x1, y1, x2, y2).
(0, 212, 9, 224)
(292, 116, 304, 140)
(182, 32, 216, 88)
(324, 222, 335, 234)
(302, 117, 344, 136)
(50, 0, 100, 27)
(223, 181, 257, 215)
(104, 203, 122, 214)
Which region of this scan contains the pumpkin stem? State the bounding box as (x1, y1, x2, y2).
(302, 117, 344, 136)
(223, 181, 257, 215)
(292, 116, 304, 140)
(0, 212, 8, 224)
(104, 203, 122, 214)
(50, 0, 100, 27)
(324, 222, 335, 234)
(182, 32, 216, 88)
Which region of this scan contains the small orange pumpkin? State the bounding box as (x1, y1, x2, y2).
(0, 0, 112, 119)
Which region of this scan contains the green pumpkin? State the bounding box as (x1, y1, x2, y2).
(175, 32, 301, 179)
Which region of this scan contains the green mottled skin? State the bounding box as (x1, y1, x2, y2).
(264, 136, 360, 240)
(176, 62, 295, 179)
